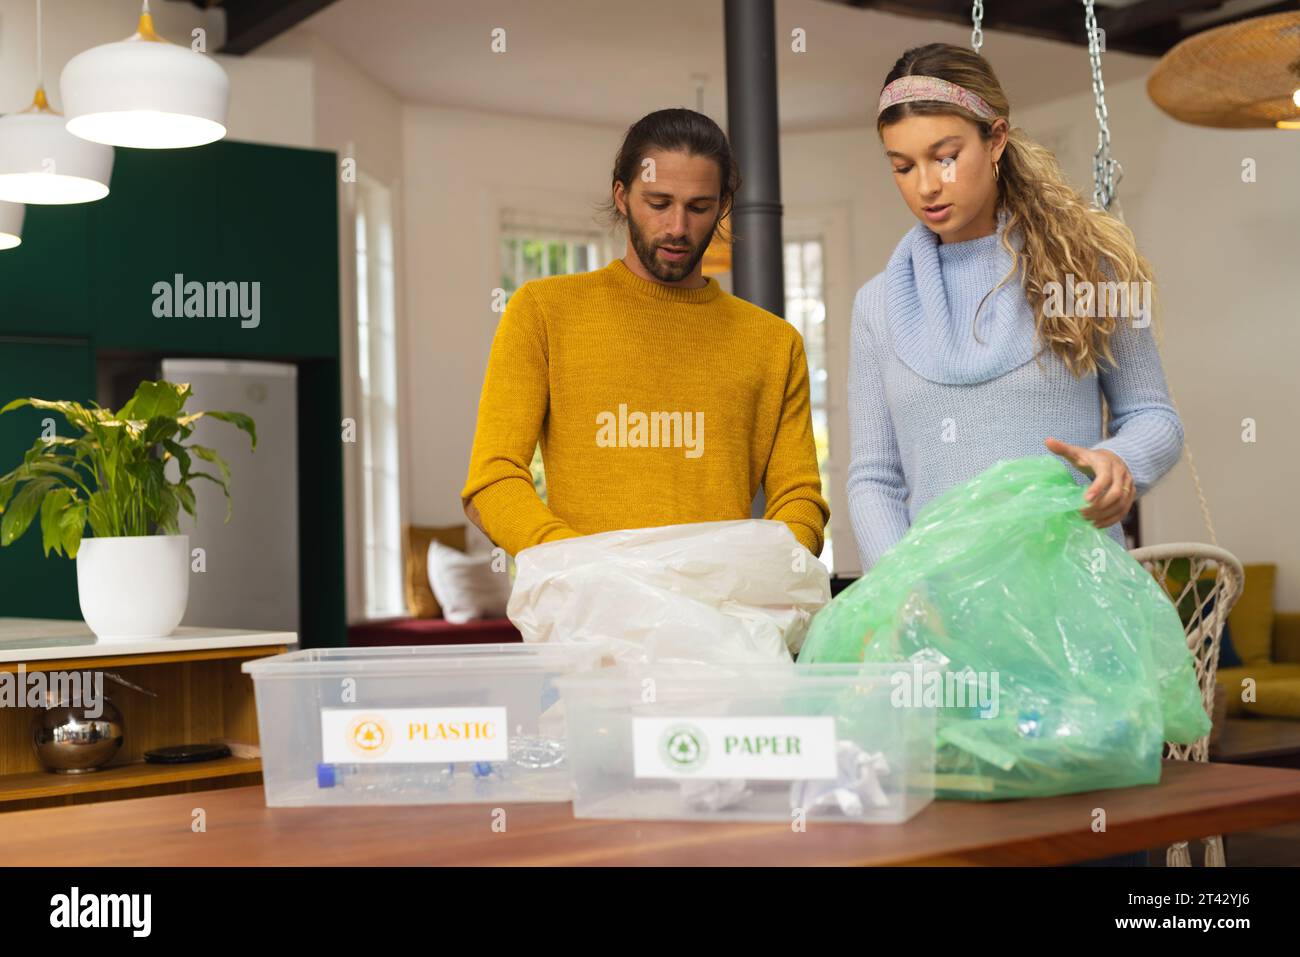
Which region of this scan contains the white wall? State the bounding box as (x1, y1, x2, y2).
(396, 108, 904, 567)
(18, 2, 1294, 614)
(779, 82, 1300, 612)
(781, 127, 915, 570)
(399, 88, 1300, 613)
(1013, 76, 1300, 610)
(399, 105, 623, 536)
(267, 30, 405, 624)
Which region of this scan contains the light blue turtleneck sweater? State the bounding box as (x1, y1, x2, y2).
(847, 216, 1184, 572)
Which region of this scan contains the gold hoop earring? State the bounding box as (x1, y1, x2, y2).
(993, 160, 1000, 180)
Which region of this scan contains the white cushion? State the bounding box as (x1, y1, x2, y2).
(426, 540, 513, 623)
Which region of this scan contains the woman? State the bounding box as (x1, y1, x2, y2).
(848, 43, 1184, 573)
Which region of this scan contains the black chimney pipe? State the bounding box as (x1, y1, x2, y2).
(723, 0, 786, 318)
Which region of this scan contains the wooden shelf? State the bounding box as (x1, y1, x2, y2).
(0, 634, 274, 812)
(0, 756, 261, 804)
(0, 644, 289, 673)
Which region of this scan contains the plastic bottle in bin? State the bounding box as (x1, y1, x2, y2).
(314, 735, 566, 795)
(316, 762, 456, 793)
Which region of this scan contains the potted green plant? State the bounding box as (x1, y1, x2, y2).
(0, 380, 256, 640)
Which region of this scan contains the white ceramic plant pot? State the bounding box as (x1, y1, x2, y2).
(76, 535, 189, 640)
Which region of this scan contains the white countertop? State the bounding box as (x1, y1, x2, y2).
(0, 618, 298, 663)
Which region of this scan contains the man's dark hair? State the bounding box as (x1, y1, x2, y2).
(600, 108, 741, 238)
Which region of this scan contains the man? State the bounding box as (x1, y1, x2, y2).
(462, 107, 828, 558)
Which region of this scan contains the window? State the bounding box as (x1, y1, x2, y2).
(500, 236, 601, 299)
(784, 237, 832, 570)
(500, 229, 605, 501)
(356, 179, 403, 618)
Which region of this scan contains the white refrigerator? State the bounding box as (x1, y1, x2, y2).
(161, 358, 300, 633)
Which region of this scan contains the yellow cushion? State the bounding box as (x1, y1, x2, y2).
(403, 524, 467, 618)
(1275, 613, 1300, 665)
(1244, 683, 1300, 719)
(1216, 663, 1300, 718)
(1227, 563, 1276, 666)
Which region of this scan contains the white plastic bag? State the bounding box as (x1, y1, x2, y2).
(507, 520, 830, 664)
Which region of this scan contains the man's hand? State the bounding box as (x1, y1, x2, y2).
(1044, 437, 1136, 529)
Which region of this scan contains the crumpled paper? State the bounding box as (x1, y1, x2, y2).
(789, 742, 891, 817)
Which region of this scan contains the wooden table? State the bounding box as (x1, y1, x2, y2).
(3, 759, 1299, 866)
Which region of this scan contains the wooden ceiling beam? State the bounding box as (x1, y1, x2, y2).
(1102, 0, 1224, 40)
(825, 0, 1292, 58)
(849, 0, 1116, 48)
(174, 0, 341, 55)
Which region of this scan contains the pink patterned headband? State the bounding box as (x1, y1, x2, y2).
(876, 75, 999, 121)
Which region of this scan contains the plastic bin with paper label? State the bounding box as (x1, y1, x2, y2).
(242, 643, 604, 806)
(555, 661, 936, 824)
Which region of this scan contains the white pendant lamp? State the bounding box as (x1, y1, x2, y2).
(61, 0, 229, 150)
(0, 202, 24, 250)
(0, 1, 113, 205)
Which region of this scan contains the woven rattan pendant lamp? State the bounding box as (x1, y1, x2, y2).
(1148, 10, 1300, 129)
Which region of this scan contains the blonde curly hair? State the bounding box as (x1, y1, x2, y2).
(878, 43, 1159, 378)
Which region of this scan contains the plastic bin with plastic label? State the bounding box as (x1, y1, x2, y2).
(555, 661, 936, 824)
(242, 643, 604, 806)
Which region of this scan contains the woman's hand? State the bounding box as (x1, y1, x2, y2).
(1043, 438, 1136, 529)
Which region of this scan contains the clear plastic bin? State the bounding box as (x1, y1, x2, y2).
(242, 643, 604, 806)
(555, 661, 936, 824)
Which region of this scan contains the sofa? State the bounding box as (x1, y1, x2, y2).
(348, 615, 521, 646)
(346, 522, 522, 647)
(1214, 563, 1300, 719)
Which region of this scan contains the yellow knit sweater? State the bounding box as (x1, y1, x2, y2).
(462, 259, 829, 556)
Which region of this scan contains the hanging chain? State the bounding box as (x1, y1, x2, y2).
(36, 0, 44, 88)
(1085, 2, 1212, 544)
(1081, 12, 1214, 542)
(1084, 0, 1121, 210)
(971, 0, 984, 54)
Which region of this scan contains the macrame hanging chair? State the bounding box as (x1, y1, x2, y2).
(970, 1, 1246, 867)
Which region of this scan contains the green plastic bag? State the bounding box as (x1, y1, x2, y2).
(800, 456, 1210, 800)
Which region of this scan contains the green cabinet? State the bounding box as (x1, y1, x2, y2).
(0, 205, 92, 337)
(88, 141, 339, 360)
(0, 140, 344, 645)
(0, 338, 95, 620)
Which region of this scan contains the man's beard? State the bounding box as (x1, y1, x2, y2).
(627, 209, 714, 283)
